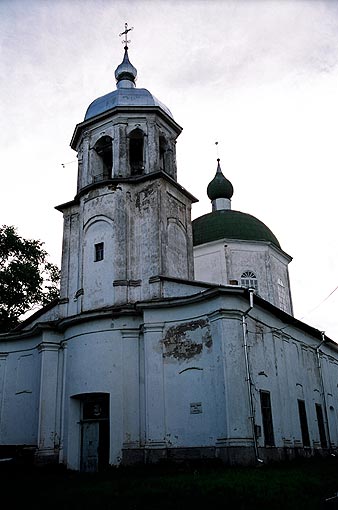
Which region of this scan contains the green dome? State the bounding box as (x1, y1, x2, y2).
(207, 159, 233, 200)
(192, 210, 281, 248)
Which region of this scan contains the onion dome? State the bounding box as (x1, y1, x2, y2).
(84, 47, 174, 121)
(207, 159, 234, 201)
(114, 47, 137, 88)
(192, 158, 281, 249)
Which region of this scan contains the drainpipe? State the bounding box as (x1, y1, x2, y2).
(242, 288, 263, 464)
(59, 341, 68, 464)
(315, 331, 332, 453)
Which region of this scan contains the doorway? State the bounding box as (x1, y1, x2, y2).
(80, 393, 110, 472)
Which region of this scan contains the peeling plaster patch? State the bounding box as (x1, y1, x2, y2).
(165, 337, 202, 359)
(163, 319, 212, 360)
(135, 184, 156, 211)
(203, 331, 212, 348)
(87, 189, 99, 200)
(108, 184, 122, 192)
(254, 324, 264, 344)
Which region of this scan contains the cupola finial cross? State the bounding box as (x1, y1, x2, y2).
(119, 22, 134, 49)
(215, 141, 220, 159)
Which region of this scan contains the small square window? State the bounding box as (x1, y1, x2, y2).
(95, 242, 104, 262)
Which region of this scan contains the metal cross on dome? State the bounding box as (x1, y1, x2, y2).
(119, 22, 134, 49)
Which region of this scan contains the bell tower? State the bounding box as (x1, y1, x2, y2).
(56, 25, 197, 316)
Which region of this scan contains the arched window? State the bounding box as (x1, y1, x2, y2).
(241, 271, 258, 291)
(129, 128, 144, 175)
(94, 136, 113, 180)
(277, 278, 287, 312)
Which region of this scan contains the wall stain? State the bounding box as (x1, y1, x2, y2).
(163, 319, 212, 360)
(108, 184, 122, 190)
(135, 184, 156, 210)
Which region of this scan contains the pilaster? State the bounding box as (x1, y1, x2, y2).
(58, 341, 67, 463)
(143, 323, 166, 450)
(122, 329, 141, 449)
(36, 342, 60, 463)
(0, 353, 8, 433)
(147, 121, 157, 174)
(117, 122, 128, 177)
(81, 132, 90, 188)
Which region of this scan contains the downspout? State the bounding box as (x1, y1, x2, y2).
(242, 288, 263, 464)
(59, 341, 68, 464)
(315, 331, 332, 453)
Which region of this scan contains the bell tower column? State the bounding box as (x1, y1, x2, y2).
(115, 122, 128, 177)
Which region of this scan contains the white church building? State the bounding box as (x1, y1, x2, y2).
(0, 35, 337, 472)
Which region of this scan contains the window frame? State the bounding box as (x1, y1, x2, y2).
(241, 270, 258, 292)
(260, 390, 275, 446)
(297, 399, 310, 447)
(315, 403, 328, 448)
(94, 242, 104, 262)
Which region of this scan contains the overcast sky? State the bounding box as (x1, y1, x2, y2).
(1, 0, 338, 341)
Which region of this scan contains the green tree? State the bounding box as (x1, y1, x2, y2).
(0, 225, 60, 333)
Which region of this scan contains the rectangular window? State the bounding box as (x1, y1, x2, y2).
(298, 399, 310, 447)
(95, 242, 104, 262)
(260, 390, 275, 446)
(315, 403, 327, 448)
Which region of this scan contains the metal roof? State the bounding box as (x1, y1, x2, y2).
(192, 209, 281, 249)
(84, 88, 174, 121)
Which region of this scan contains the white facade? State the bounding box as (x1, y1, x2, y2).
(0, 46, 337, 471)
(1, 286, 337, 469)
(194, 238, 293, 314)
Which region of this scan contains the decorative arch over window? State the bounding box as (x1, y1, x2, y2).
(241, 271, 258, 291)
(94, 136, 113, 180)
(129, 128, 144, 175)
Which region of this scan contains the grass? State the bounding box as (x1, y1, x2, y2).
(1, 456, 338, 509)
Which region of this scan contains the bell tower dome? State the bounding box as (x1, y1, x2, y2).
(56, 25, 197, 316)
(72, 29, 181, 187)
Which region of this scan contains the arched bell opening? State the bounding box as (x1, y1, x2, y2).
(93, 136, 113, 181)
(129, 128, 144, 175)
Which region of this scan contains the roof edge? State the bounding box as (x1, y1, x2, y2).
(71, 105, 182, 150)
